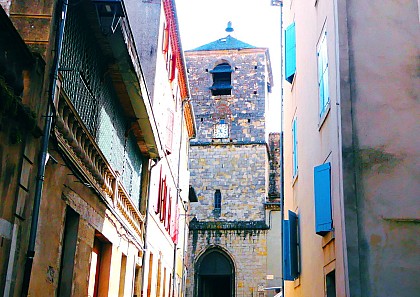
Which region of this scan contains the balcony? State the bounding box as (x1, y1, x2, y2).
(54, 77, 145, 244)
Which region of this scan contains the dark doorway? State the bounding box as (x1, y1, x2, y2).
(195, 249, 234, 297)
(199, 275, 231, 297)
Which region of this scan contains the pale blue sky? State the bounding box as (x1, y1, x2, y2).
(176, 0, 282, 132)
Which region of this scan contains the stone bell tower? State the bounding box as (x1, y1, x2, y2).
(185, 23, 280, 297)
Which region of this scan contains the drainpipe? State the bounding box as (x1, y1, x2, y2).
(278, 1, 285, 296)
(20, 1, 68, 296)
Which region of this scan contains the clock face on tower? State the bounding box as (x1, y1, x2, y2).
(213, 123, 229, 139)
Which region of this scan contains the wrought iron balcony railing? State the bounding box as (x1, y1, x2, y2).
(54, 76, 145, 244)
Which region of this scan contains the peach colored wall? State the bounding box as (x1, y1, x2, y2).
(283, 0, 420, 296)
(282, 0, 345, 296)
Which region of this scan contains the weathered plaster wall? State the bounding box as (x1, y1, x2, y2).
(24, 149, 143, 297)
(125, 0, 161, 103)
(344, 0, 420, 295)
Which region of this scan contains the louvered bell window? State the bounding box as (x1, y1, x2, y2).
(210, 63, 233, 96)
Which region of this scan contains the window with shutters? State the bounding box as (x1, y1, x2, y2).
(283, 210, 299, 281)
(292, 117, 298, 178)
(162, 21, 177, 83)
(210, 63, 233, 96)
(162, 21, 169, 54)
(285, 22, 296, 84)
(314, 162, 333, 236)
(317, 28, 330, 119)
(154, 171, 177, 242)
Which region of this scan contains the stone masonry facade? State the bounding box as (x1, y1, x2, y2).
(186, 228, 268, 297)
(186, 50, 269, 144)
(185, 44, 274, 296)
(189, 144, 268, 221)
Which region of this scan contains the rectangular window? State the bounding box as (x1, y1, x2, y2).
(317, 29, 329, 118)
(147, 253, 154, 297)
(118, 254, 127, 297)
(162, 22, 169, 54)
(88, 234, 112, 297)
(133, 265, 142, 297)
(162, 267, 167, 297)
(326, 270, 336, 297)
(214, 189, 222, 209)
(292, 117, 298, 178)
(58, 207, 80, 297)
(283, 210, 299, 281)
(314, 162, 333, 235)
(171, 205, 179, 244)
(285, 22, 296, 83)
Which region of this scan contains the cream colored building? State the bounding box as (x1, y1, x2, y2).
(126, 0, 196, 296)
(281, 0, 419, 296)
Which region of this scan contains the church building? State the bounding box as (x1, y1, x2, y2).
(184, 23, 281, 297)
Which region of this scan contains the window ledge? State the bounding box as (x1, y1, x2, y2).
(322, 229, 335, 248)
(292, 172, 298, 187)
(290, 71, 297, 92)
(318, 102, 331, 130)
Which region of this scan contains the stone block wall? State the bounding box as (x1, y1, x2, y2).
(186, 228, 268, 297)
(189, 143, 268, 222)
(186, 50, 269, 143)
(268, 132, 281, 199)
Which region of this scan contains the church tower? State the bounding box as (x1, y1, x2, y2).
(185, 23, 280, 297)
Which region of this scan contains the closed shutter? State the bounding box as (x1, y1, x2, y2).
(314, 162, 333, 235)
(283, 210, 299, 281)
(283, 220, 291, 280)
(285, 22, 296, 83)
(154, 167, 163, 214)
(292, 118, 298, 177)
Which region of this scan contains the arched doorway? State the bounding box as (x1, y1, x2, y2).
(195, 249, 235, 297)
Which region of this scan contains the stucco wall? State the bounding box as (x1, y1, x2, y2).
(282, 0, 420, 296)
(344, 0, 420, 295)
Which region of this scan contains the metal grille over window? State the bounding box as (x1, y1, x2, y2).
(60, 6, 143, 206)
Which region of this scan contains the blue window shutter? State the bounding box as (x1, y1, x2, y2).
(282, 220, 292, 280)
(314, 162, 333, 235)
(288, 210, 299, 278)
(318, 31, 329, 117)
(285, 22, 296, 83)
(283, 211, 299, 281)
(292, 118, 298, 177)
